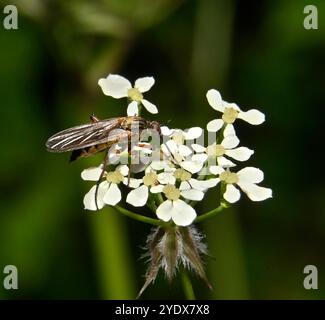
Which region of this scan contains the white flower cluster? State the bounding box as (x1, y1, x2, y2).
(82, 75, 272, 226)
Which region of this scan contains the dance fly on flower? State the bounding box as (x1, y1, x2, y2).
(46, 115, 161, 159)
(46, 115, 162, 208)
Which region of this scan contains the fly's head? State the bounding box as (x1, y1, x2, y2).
(148, 120, 161, 136)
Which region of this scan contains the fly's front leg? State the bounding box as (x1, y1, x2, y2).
(90, 114, 100, 123)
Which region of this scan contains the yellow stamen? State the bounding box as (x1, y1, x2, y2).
(143, 172, 158, 186)
(222, 106, 238, 124)
(219, 171, 238, 184)
(128, 88, 143, 102)
(163, 184, 180, 201)
(174, 168, 191, 181)
(206, 144, 225, 157)
(106, 170, 124, 184)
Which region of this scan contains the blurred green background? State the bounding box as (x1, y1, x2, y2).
(0, 0, 324, 299)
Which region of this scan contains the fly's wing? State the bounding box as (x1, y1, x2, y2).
(46, 118, 126, 152)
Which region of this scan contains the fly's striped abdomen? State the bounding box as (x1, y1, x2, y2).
(69, 143, 110, 162)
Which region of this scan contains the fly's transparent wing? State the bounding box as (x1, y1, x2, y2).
(46, 118, 125, 152)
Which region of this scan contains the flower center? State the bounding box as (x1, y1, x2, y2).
(143, 172, 158, 186)
(219, 171, 238, 184)
(206, 144, 225, 157)
(222, 107, 238, 124)
(106, 170, 124, 184)
(163, 184, 180, 201)
(174, 168, 191, 181)
(128, 88, 143, 102)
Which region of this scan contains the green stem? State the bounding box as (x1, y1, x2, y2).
(181, 269, 196, 300)
(115, 205, 162, 226)
(137, 103, 142, 116)
(91, 207, 136, 299)
(146, 195, 157, 213)
(195, 204, 227, 223)
(155, 193, 164, 205)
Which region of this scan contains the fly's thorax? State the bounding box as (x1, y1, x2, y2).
(119, 116, 144, 131)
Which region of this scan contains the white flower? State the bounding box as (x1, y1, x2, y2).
(160, 127, 203, 170)
(98, 74, 158, 115)
(107, 141, 153, 172)
(192, 135, 254, 168)
(127, 167, 206, 226)
(173, 168, 219, 192)
(126, 170, 175, 207)
(82, 165, 141, 210)
(161, 140, 208, 174)
(206, 89, 265, 133)
(161, 138, 192, 164)
(161, 126, 203, 143)
(210, 166, 272, 204)
(179, 155, 208, 174)
(156, 184, 203, 226)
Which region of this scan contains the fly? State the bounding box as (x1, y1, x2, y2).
(46, 115, 161, 209)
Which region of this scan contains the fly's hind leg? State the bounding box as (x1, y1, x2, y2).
(95, 151, 109, 210)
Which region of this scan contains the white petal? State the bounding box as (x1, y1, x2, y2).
(98, 74, 131, 98)
(130, 164, 147, 173)
(192, 153, 208, 163)
(237, 167, 264, 184)
(221, 135, 240, 149)
(156, 200, 173, 222)
(150, 160, 170, 171)
(181, 189, 204, 201)
(209, 165, 224, 175)
(238, 183, 272, 201)
(183, 127, 203, 140)
(117, 165, 129, 177)
(181, 160, 204, 174)
(158, 172, 175, 185)
(141, 99, 158, 114)
(225, 102, 241, 112)
(206, 89, 224, 112)
(178, 145, 192, 157)
(207, 119, 224, 132)
(225, 147, 254, 161)
(103, 183, 122, 206)
(171, 200, 197, 226)
(126, 185, 148, 207)
(191, 144, 206, 153)
(160, 126, 174, 136)
(127, 101, 139, 116)
(190, 178, 220, 191)
(237, 109, 265, 125)
(123, 177, 142, 188)
(223, 184, 241, 203)
(83, 182, 108, 210)
(179, 181, 191, 191)
(135, 77, 155, 93)
(108, 153, 120, 165)
(133, 142, 152, 153)
(223, 124, 236, 137)
(164, 139, 178, 155)
(81, 167, 103, 181)
(150, 185, 164, 193)
(217, 156, 236, 168)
